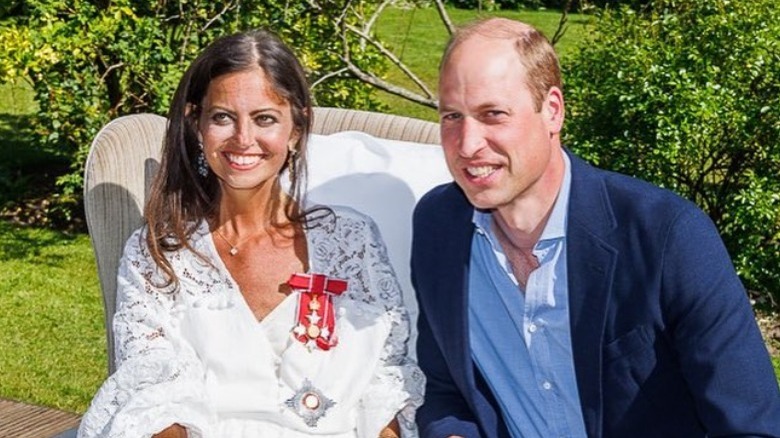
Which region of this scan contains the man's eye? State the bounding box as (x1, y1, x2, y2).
(441, 113, 462, 122)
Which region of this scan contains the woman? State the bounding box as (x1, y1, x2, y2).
(78, 29, 423, 438)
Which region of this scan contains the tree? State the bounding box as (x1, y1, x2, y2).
(563, 0, 780, 308)
(0, 0, 389, 221)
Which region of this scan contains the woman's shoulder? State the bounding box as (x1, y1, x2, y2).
(306, 204, 376, 231)
(122, 221, 209, 254)
(119, 221, 211, 280)
(307, 203, 371, 221)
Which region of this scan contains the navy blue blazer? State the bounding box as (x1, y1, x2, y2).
(412, 152, 780, 437)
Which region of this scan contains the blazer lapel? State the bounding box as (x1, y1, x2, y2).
(566, 152, 618, 437)
(425, 185, 481, 400)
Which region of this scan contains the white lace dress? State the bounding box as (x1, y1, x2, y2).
(78, 206, 425, 438)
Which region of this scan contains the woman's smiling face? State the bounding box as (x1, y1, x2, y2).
(197, 66, 298, 194)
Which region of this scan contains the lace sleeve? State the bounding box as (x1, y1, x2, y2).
(353, 215, 426, 438)
(78, 229, 214, 438)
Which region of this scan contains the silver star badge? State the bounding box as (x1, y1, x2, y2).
(284, 379, 336, 427)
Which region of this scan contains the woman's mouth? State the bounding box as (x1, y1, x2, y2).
(224, 152, 262, 167)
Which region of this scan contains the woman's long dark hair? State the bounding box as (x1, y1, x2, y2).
(144, 29, 313, 288)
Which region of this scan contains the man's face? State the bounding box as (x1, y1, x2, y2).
(438, 36, 562, 212)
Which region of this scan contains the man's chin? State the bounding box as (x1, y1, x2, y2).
(462, 191, 500, 211)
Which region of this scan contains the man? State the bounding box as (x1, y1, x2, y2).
(412, 17, 780, 438)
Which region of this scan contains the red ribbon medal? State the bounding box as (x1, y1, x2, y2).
(287, 273, 348, 351)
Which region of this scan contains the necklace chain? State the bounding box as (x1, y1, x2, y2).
(214, 228, 244, 256)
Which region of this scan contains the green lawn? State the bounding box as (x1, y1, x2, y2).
(0, 80, 106, 414)
(0, 5, 777, 417)
(374, 6, 592, 121)
(0, 221, 106, 413)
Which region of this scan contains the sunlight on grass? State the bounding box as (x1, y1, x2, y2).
(374, 6, 593, 121)
(0, 222, 106, 413)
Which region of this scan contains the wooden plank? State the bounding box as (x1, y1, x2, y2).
(0, 398, 80, 438)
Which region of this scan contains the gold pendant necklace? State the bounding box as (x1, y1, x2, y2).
(214, 228, 242, 256)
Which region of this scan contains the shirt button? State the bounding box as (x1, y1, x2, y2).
(542, 381, 552, 390)
(528, 323, 537, 333)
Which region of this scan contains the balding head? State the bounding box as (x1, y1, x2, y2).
(440, 18, 562, 111)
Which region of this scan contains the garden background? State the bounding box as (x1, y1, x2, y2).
(1, 0, 778, 416)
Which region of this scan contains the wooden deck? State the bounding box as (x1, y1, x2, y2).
(0, 398, 80, 438)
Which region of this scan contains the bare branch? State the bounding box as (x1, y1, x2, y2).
(358, 0, 394, 51)
(310, 67, 349, 89)
(100, 62, 125, 82)
(344, 60, 437, 108)
(180, 19, 194, 64)
(177, 2, 192, 64)
(550, 0, 572, 46)
(333, 0, 354, 28)
(345, 23, 435, 99)
(434, 0, 456, 35)
(365, 0, 392, 33)
(202, 1, 238, 32)
(303, 0, 323, 11)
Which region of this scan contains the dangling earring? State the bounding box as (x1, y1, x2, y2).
(197, 142, 209, 178)
(286, 148, 297, 180)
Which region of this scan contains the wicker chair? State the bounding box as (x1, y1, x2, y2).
(83, 107, 442, 375)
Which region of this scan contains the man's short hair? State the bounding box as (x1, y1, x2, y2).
(440, 18, 562, 111)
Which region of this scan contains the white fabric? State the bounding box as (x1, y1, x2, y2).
(78, 207, 424, 438)
(304, 132, 452, 354)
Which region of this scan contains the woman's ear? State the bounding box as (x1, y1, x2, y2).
(186, 103, 204, 143)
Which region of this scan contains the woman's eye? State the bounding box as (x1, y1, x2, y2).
(211, 113, 231, 124)
(255, 114, 277, 126)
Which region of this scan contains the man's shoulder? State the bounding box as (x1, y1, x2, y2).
(417, 182, 469, 212)
(570, 153, 697, 219)
(412, 183, 474, 239)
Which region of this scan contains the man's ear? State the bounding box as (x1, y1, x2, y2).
(543, 86, 565, 135)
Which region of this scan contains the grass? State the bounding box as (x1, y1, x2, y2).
(0, 5, 777, 416)
(0, 221, 106, 413)
(0, 80, 105, 414)
(373, 6, 593, 121)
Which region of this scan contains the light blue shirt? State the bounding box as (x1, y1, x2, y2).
(468, 152, 587, 438)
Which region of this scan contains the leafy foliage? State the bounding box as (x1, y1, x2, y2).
(563, 0, 780, 309)
(0, 1, 388, 222)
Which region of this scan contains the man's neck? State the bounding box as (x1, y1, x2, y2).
(492, 148, 565, 248)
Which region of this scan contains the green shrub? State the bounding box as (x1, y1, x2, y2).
(0, 1, 388, 224)
(563, 0, 780, 309)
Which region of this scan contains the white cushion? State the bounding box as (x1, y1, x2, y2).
(304, 131, 452, 353)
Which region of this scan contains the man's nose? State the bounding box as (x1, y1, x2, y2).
(458, 117, 486, 158)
